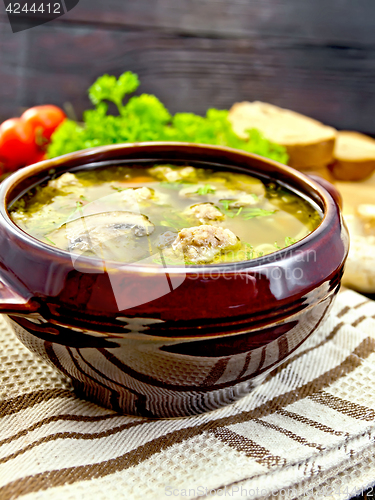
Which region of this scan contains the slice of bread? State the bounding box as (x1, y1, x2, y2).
(228, 101, 337, 169)
(329, 131, 375, 181)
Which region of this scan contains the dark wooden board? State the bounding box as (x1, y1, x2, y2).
(58, 0, 375, 44)
(1, 0, 375, 133)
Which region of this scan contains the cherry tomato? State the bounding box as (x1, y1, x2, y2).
(0, 118, 40, 172)
(29, 151, 47, 164)
(21, 105, 66, 143)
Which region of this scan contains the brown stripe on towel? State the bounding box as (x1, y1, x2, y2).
(351, 316, 367, 328)
(0, 389, 75, 418)
(0, 413, 141, 448)
(354, 299, 371, 309)
(275, 409, 349, 437)
(0, 428, 215, 500)
(0, 417, 157, 466)
(336, 306, 350, 318)
(212, 427, 287, 467)
(228, 337, 375, 423)
(310, 391, 375, 421)
(252, 418, 325, 451)
(1, 337, 374, 499)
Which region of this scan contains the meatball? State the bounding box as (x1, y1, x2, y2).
(172, 225, 240, 263)
(148, 165, 196, 182)
(48, 172, 81, 190)
(184, 203, 224, 223)
(121, 187, 153, 203)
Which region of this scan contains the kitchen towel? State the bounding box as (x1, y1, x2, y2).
(0, 287, 375, 500)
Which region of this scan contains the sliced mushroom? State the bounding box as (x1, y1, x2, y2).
(48, 211, 155, 262)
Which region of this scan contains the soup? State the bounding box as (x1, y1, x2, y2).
(10, 164, 321, 265)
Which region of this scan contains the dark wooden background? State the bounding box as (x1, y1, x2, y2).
(1, 0, 375, 133)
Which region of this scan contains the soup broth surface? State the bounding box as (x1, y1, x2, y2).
(10, 164, 321, 265)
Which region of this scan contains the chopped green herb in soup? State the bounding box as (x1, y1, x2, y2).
(10, 164, 321, 265)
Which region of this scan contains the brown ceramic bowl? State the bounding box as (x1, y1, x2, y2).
(0, 143, 349, 417)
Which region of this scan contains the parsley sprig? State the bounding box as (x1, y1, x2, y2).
(274, 236, 298, 250)
(48, 72, 289, 164)
(195, 185, 216, 195)
(159, 181, 194, 190)
(219, 199, 276, 219)
(285, 236, 297, 246)
(241, 208, 276, 220)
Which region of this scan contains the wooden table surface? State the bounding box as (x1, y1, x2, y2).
(1, 0, 375, 135)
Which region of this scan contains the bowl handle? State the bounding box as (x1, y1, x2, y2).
(307, 174, 343, 209)
(0, 273, 38, 315)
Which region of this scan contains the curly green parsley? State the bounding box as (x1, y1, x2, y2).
(48, 71, 288, 164)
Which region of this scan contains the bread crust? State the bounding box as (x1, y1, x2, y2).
(229, 101, 336, 169)
(329, 159, 375, 181)
(286, 138, 336, 169)
(330, 131, 375, 181)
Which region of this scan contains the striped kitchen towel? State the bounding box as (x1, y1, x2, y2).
(0, 288, 375, 500)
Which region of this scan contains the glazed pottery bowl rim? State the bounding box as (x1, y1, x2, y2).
(0, 141, 336, 274)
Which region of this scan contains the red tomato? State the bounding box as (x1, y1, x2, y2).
(27, 151, 47, 165)
(21, 105, 66, 143)
(0, 118, 40, 172)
